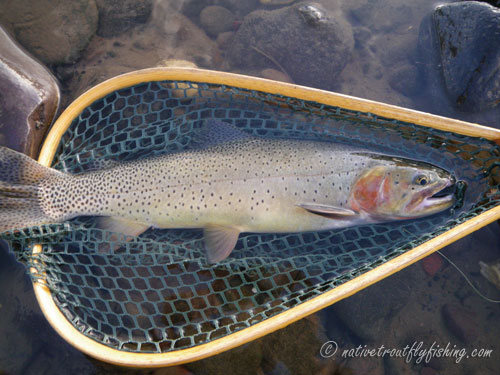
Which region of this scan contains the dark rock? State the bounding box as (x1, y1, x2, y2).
(96, 0, 153, 37)
(180, 0, 208, 18)
(228, 2, 354, 90)
(0, 26, 60, 158)
(416, 14, 455, 116)
(0, 0, 98, 65)
(441, 303, 478, 343)
(432, 2, 500, 111)
(200, 5, 236, 37)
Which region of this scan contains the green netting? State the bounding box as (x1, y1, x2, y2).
(3, 80, 500, 354)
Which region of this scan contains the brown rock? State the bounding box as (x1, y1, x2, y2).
(228, 2, 354, 90)
(441, 303, 478, 343)
(0, 26, 60, 158)
(0, 0, 98, 64)
(200, 5, 236, 37)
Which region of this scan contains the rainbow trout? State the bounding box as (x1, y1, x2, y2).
(0, 120, 455, 262)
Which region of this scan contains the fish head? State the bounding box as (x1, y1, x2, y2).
(349, 157, 456, 219)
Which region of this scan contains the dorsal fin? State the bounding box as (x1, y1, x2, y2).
(194, 119, 253, 148)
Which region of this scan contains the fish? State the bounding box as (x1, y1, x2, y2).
(0, 119, 456, 263)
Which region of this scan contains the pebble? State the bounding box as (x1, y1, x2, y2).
(200, 5, 236, 37)
(0, 0, 98, 64)
(0, 26, 60, 158)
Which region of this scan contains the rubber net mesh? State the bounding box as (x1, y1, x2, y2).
(3, 80, 500, 354)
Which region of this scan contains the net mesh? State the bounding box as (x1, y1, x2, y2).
(3, 80, 500, 354)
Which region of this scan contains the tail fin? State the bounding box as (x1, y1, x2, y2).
(0, 147, 63, 232)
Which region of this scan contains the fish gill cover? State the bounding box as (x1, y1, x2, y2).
(3, 80, 500, 354)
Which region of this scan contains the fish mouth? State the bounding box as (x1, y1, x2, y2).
(420, 178, 456, 210)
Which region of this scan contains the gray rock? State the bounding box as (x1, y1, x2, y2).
(228, 2, 354, 90)
(0, 0, 98, 65)
(96, 0, 153, 37)
(432, 2, 500, 111)
(416, 13, 455, 116)
(0, 26, 60, 158)
(200, 5, 236, 37)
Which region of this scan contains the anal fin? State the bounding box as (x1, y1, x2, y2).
(95, 217, 150, 254)
(96, 216, 150, 238)
(204, 225, 240, 263)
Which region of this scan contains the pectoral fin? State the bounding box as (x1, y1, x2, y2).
(96, 216, 150, 238)
(297, 203, 359, 218)
(204, 225, 240, 263)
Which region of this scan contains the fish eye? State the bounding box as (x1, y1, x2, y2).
(414, 175, 428, 186)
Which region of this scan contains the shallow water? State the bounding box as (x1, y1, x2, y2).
(1, 0, 499, 374)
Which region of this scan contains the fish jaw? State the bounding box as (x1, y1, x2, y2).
(406, 178, 455, 217)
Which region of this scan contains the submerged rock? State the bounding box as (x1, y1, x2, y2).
(0, 26, 60, 158)
(228, 2, 354, 90)
(200, 5, 236, 37)
(0, 0, 98, 64)
(59, 3, 216, 102)
(441, 303, 478, 343)
(420, 252, 443, 277)
(96, 0, 153, 37)
(432, 2, 500, 111)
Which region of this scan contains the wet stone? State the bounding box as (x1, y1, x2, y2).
(0, 26, 60, 158)
(228, 1, 354, 90)
(96, 0, 153, 37)
(200, 5, 236, 37)
(432, 1, 500, 111)
(0, 0, 98, 64)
